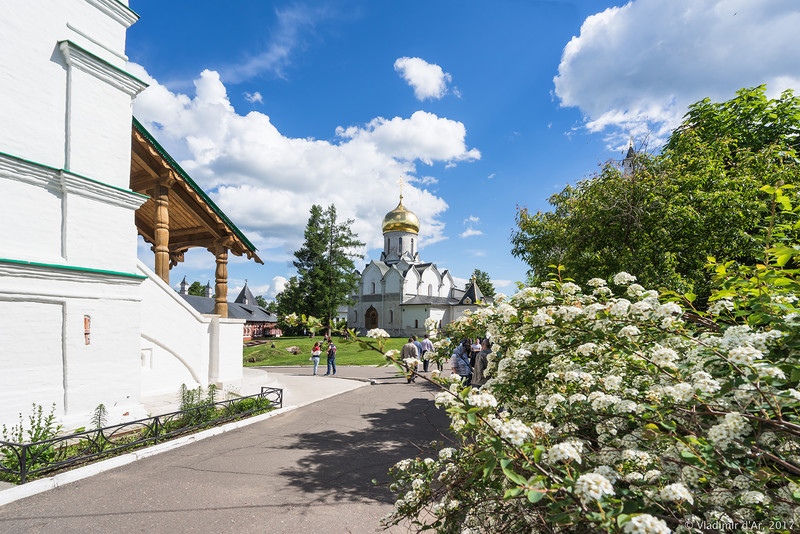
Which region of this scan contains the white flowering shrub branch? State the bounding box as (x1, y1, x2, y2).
(382, 202, 800, 534)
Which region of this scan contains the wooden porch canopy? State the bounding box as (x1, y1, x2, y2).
(130, 117, 263, 317)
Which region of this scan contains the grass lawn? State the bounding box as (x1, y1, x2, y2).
(243, 336, 407, 366)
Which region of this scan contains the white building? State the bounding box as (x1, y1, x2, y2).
(0, 1, 260, 430)
(349, 196, 489, 337)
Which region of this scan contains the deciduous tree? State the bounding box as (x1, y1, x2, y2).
(511, 86, 800, 305)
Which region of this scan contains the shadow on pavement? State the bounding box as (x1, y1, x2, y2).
(280, 383, 453, 505)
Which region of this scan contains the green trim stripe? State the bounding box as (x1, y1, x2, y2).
(132, 117, 258, 253)
(0, 258, 146, 280)
(0, 151, 149, 200)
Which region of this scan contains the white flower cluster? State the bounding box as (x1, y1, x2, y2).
(547, 442, 582, 464)
(728, 344, 764, 366)
(491, 418, 532, 446)
(613, 272, 637, 285)
(622, 514, 671, 534)
(574, 472, 614, 502)
(467, 390, 498, 409)
(660, 482, 694, 505)
(707, 412, 750, 448)
(366, 328, 390, 339)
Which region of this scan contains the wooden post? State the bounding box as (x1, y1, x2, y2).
(213, 243, 228, 318)
(153, 173, 175, 283)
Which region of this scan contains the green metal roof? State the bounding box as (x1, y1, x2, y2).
(132, 117, 259, 255)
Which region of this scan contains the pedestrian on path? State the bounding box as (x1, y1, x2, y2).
(311, 341, 322, 375)
(420, 333, 433, 372)
(324, 341, 337, 376)
(401, 337, 420, 383)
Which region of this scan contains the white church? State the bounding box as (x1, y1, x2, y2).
(349, 196, 490, 337)
(0, 1, 262, 430)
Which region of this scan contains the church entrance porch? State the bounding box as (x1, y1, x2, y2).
(366, 307, 379, 329)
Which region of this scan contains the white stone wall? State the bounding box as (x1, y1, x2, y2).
(0, 0, 149, 430)
(0, 261, 146, 430)
(0, 0, 139, 177)
(138, 262, 244, 396)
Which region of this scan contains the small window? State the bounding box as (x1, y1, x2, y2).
(390, 310, 394, 322)
(371, 282, 376, 294)
(428, 284, 432, 296)
(415, 319, 419, 328)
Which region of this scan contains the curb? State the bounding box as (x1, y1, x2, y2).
(0, 380, 370, 507)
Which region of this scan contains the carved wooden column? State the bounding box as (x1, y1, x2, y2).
(153, 173, 175, 283)
(212, 243, 228, 318)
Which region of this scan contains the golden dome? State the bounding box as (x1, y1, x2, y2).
(382, 196, 420, 234)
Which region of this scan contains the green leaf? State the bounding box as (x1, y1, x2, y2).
(527, 489, 546, 503)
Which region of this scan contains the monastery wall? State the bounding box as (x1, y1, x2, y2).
(139, 262, 244, 397)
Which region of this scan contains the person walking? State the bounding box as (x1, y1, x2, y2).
(420, 333, 434, 372)
(310, 341, 322, 376)
(324, 340, 337, 376)
(451, 340, 472, 385)
(412, 335, 423, 372)
(401, 337, 419, 383)
(471, 338, 491, 388)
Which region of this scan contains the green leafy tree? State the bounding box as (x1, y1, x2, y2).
(254, 295, 268, 308)
(187, 281, 205, 296)
(466, 268, 496, 299)
(274, 276, 305, 335)
(511, 86, 800, 305)
(286, 205, 364, 332)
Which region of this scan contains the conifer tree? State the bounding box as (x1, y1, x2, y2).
(288, 205, 364, 331)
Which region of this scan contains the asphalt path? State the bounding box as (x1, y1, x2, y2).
(0, 367, 453, 533)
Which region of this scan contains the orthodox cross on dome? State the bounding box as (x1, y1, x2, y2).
(396, 177, 405, 199)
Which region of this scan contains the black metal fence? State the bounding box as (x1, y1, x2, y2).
(0, 386, 282, 484)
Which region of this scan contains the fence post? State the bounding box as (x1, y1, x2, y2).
(153, 417, 159, 444)
(19, 445, 27, 484)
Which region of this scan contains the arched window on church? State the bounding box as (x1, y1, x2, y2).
(371, 281, 376, 294)
(390, 310, 393, 323)
(415, 319, 418, 328)
(411, 238, 414, 254)
(428, 284, 432, 296)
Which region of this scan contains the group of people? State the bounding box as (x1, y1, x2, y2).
(310, 339, 337, 376)
(400, 335, 491, 388)
(450, 338, 491, 388)
(400, 334, 434, 382)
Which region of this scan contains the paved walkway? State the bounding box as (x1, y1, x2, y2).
(0, 367, 452, 533)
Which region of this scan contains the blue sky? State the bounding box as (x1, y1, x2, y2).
(126, 0, 800, 300)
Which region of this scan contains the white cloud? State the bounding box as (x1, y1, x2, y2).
(222, 5, 331, 83)
(243, 275, 287, 299)
(492, 279, 513, 288)
(129, 65, 479, 265)
(243, 91, 263, 104)
(460, 215, 482, 238)
(554, 0, 800, 149)
(459, 228, 483, 238)
(336, 111, 480, 165)
(487, 173, 495, 180)
(394, 57, 453, 100)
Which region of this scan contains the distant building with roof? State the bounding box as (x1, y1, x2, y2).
(178, 279, 281, 341)
(349, 195, 491, 336)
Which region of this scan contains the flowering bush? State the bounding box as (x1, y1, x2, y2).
(383, 188, 800, 533)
